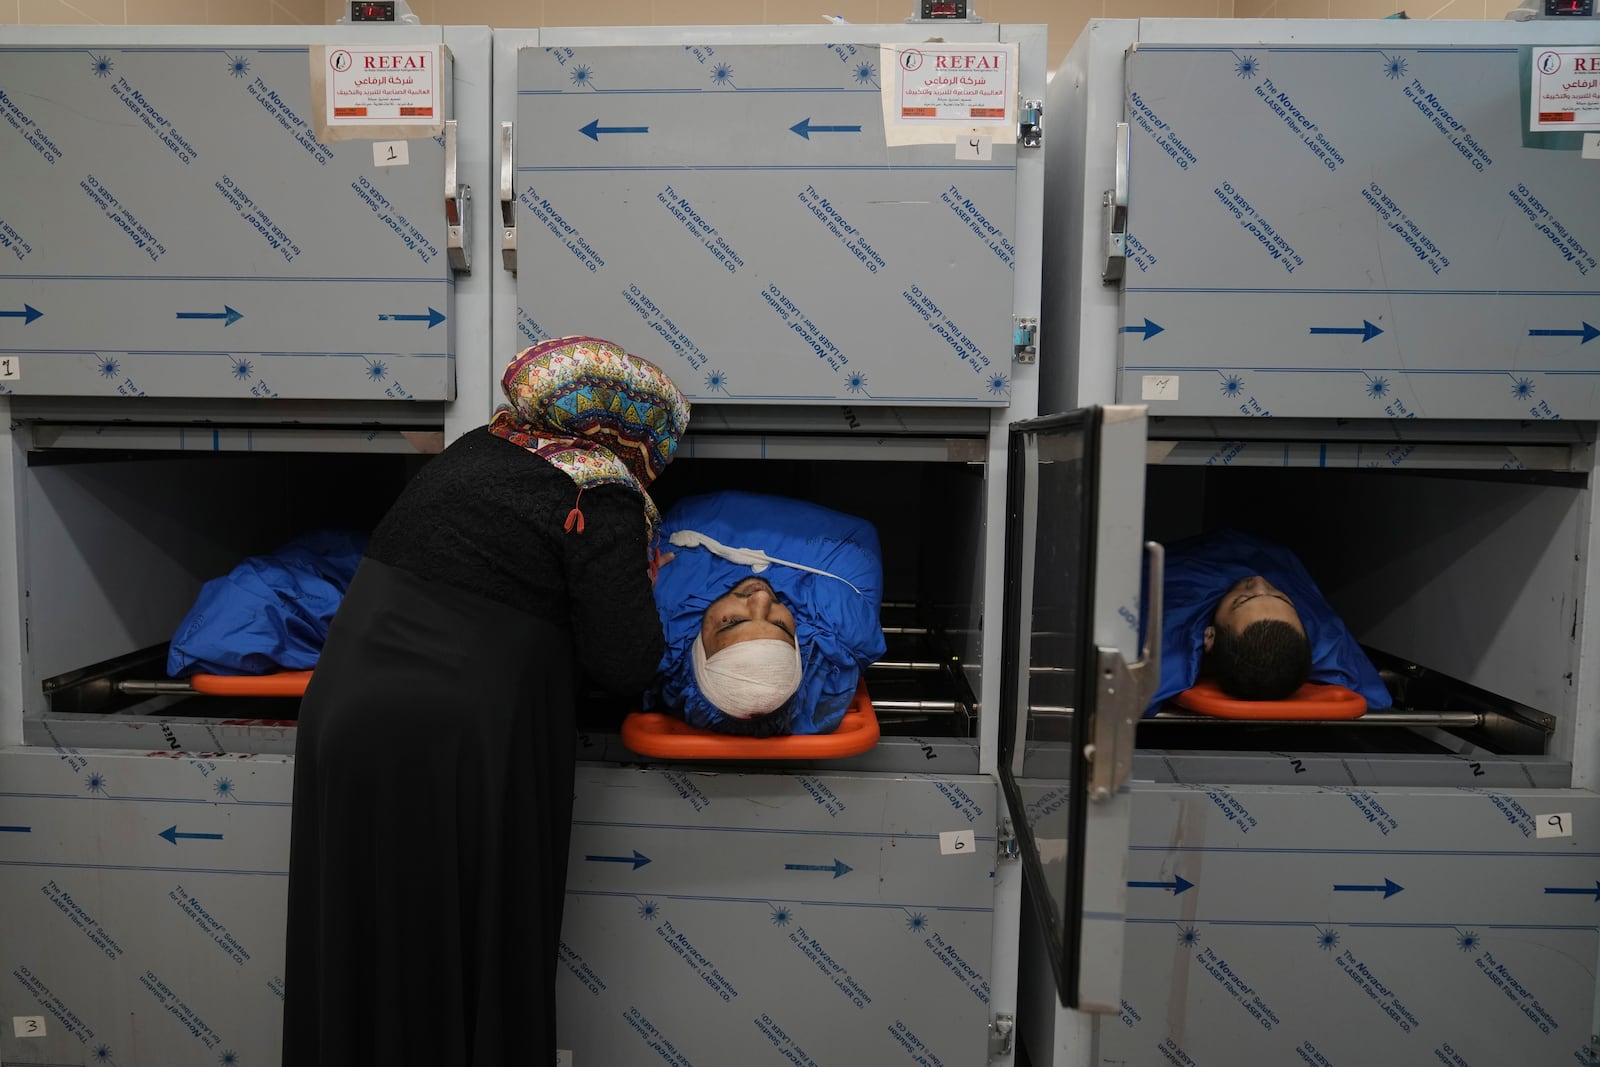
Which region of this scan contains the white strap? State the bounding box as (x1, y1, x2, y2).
(668, 528, 863, 595)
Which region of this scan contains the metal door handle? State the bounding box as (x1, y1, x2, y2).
(444, 120, 471, 274)
(1089, 540, 1162, 801)
(1102, 122, 1130, 283)
(499, 121, 517, 274)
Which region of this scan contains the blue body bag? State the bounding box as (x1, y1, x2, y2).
(1153, 529, 1391, 712)
(650, 492, 886, 735)
(167, 530, 368, 677)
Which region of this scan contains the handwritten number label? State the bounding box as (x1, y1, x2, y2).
(956, 135, 993, 160)
(13, 1015, 46, 1037)
(1536, 812, 1574, 839)
(373, 140, 410, 168)
(940, 829, 976, 855)
(1141, 374, 1177, 401)
(0, 356, 19, 381)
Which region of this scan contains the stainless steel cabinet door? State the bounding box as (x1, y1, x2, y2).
(1000, 404, 1157, 1011)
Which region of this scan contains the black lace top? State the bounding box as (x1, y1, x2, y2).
(366, 427, 664, 695)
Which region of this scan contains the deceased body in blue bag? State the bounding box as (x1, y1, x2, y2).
(1152, 528, 1391, 713)
(649, 491, 886, 736)
(167, 529, 368, 677)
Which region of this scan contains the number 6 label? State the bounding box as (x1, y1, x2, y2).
(13, 1014, 47, 1036)
(940, 829, 976, 855)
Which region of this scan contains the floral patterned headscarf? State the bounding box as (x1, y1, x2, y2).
(487, 336, 690, 533)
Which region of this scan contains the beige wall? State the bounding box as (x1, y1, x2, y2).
(1, 0, 1498, 86)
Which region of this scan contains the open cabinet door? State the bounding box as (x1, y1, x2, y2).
(1000, 404, 1158, 1012)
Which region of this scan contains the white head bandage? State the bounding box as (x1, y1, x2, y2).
(691, 635, 803, 720)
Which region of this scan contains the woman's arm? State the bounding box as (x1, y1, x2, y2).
(562, 485, 666, 695)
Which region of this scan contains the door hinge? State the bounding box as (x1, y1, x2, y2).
(1018, 99, 1043, 148)
(990, 1012, 1016, 1057)
(1013, 318, 1038, 364)
(997, 816, 1020, 862)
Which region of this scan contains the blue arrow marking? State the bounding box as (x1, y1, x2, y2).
(159, 825, 223, 845)
(585, 850, 650, 870)
(0, 825, 30, 833)
(790, 118, 864, 140)
(1310, 320, 1383, 343)
(1333, 878, 1403, 898)
(1529, 322, 1599, 345)
(1128, 875, 1194, 895)
(1121, 318, 1165, 341)
(378, 308, 446, 329)
(1543, 881, 1600, 901)
(580, 119, 649, 141)
(785, 858, 853, 878)
(176, 306, 242, 327)
(0, 304, 42, 325)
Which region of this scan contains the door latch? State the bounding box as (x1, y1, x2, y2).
(997, 816, 1020, 863)
(1018, 99, 1043, 148)
(990, 1013, 1015, 1057)
(1013, 318, 1038, 364)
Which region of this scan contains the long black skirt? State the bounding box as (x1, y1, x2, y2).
(283, 558, 576, 1065)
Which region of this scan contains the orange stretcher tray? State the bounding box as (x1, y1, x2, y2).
(188, 671, 314, 698)
(1173, 678, 1367, 720)
(621, 680, 880, 760)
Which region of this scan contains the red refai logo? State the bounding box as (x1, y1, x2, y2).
(364, 54, 427, 70)
(933, 54, 999, 70)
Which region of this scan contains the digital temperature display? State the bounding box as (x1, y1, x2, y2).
(349, 1, 396, 21)
(1542, 0, 1595, 15)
